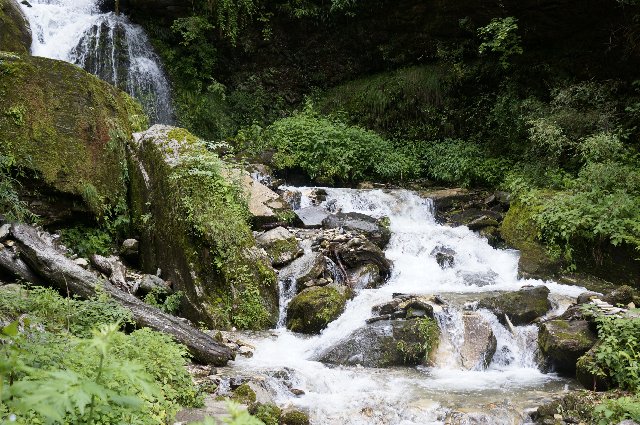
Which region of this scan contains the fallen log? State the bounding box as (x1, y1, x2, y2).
(5, 223, 235, 365)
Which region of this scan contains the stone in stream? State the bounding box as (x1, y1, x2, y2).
(350, 263, 385, 290)
(459, 312, 497, 370)
(476, 285, 551, 326)
(286, 285, 350, 334)
(322, 212, 391, 249)
(330, 237, 392, 277)
(538, 319, 597, 374)
(431, 246, 455, 269)
(295, 206, 330, 228)
(319, 317, 440, 367)
(256, 226, 302, 267)
(278, 252, 326, 289)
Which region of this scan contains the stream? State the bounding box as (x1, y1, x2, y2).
(224, 187, 587, 424)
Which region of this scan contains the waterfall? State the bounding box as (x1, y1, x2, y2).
(230, 187, 587, 424)
(20, 0, 174, 124)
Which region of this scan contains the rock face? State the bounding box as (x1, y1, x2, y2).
(538, 319, 598, 374)
(127, 125, 278, 329)
(239, 172, 292, 228)
(477, 286, 551, 326)
(322, 212, 391, 249)
(0, 0, 31, 54)
(459, 313, 497, 370)
(256, 226, 301, 266)
(320, 317, 439, 367)
(286, 285, 349, 334)
(0, 53, 146, 222)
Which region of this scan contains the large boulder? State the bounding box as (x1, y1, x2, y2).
(256, 226, 301, 267)
(278, 251, 326, 289)
(538, 319, 598, 374)
(0, 53, 146, 222)
(0, 0, 31, 54)
(239, 172, 293, 229)
(331, 237, 392, 277)
(322, 212, 391, 249)
(319, 317, 439, 367)
(477, 286, 551, 326)
(286, 285, 349, 334)
(127, 125, 278, 329)
(500, 202, 561, 279)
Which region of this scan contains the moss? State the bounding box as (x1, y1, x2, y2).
(280, 409, 310, 425)
(0, 0, 31, 55)
(286, 286, 348, 334)
(0, 54, 148, 217)
(231, 384, 256, 405)
(393, 318, 440, 365)
(501, 201, 560, 278)
(250, 403, 281, 425)
(128, 126, 278, 329)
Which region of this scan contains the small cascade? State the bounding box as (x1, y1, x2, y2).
(226, 188, 589, 424)
(21, 0, 174, 124)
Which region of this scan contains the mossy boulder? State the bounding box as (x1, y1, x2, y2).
(0, 53, 147, 219)
(286, 285, 348, 334)
(0, 0, 31, 54)
(501, 202, 561, 279)
(280, 409, 310, 425)
(255, 226, 300, 267)
(538, 319, 597, 375)
(230, 384, 257, 405)
(127, 125, 278, 329)
(477, 285, 552, 326)
(322, 212, 391, 249)
(319, 317, 440, 367)
(576, 344, 612, 392)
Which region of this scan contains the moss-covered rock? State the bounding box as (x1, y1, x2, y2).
(576, 343, 612, 392)
(230, 384, 257, 405)
(538, 319, 597, 375)
(280, 409, 310, 425)
(127, 125, 278, 329)
(0, 0, 31, 55)
(249, 403, 281, 425)
(286, 285, 348, 334)
(320, 317, 440, 367)
(0, 53, 147, 219)
(501, 202, 561, 279)
(477, 285, 551, 326)
(255, 226, 300, 267)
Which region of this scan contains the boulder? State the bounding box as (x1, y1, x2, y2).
(280, 409, 310, 425)
(319, 317, 439, 367)
(576, 291, 599, 304)
(0, 0, 31, 54)
(286, 285, 348, 334)
(119, 238, 140, 265)
(294, 206, 330, 228)
(500, 202, 561, 279)
(0, 53, 146, 223)
(331, 237, 392, 277)
(350, 263, 384, 290)
(576, 344, 612, 391)
(322, 212, 391, 249)
(136, 274, 172, 296)
(538, 320, 598, 374)
(603, 285, 635, 306)
(127, 125, 278, 329)
(239, 172, 293, 228)
(278, 251, 326, 289)
(477, 286, 551, 326)
(256, 226, 301, 267)
(459, 312, 497, 370)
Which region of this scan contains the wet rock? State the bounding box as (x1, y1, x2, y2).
(458, 269, 499, 287)
(295, 206, 330, 228)
(477, 286, 551, 326)
(331, 237, 392, 277)
(431, 246, 455, 269)
(371, 295, 443, 322)
(603, 285, 635, 307)
(350, 263, 384, 290)
(256, 226, 301, 267)
(286, 285, 349, 334)
(538, 320, 597, 374)
(459, 312, 498, 370)
(576, 291, 599, 304)
(119, 238, 139, 264)
(279, 252, 326, 289)
(0, 0, 32, 54)
(319, 317, 439, 367)
(467, 214, 501, 231)
(322, 212, 391, 249)
(240, 173, 293, 229)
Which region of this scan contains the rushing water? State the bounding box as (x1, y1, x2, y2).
(227, 188, 587, 424)
(20, 0, 174, 124)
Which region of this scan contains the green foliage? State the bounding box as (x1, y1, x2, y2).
(594, 395, 640, 424)
(58, 225, 114, 257)
(259, 108, 419, 183)
(0, 153, 36, 222)
(190, 402, 266, 424)
(144, 289, 184, 315)
(477, 17, 523, 68)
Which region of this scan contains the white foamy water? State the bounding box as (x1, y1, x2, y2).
(231, 188, 586, 424)
(20, 0, 174, 123)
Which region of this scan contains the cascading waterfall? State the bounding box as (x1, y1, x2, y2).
(228, 187, 588, 424)
(20, 0, 174, 124)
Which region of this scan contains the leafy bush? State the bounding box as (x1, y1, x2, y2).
(477, 17, 523, 68)
(58, 225, 114, 257)
(0, 154, 36, 222)
(261, 109, 419, 183)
